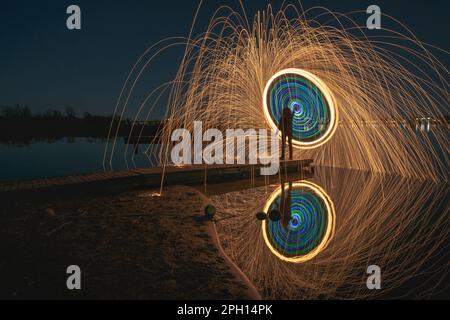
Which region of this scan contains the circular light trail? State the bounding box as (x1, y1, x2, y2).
(262, 180, 335, 263)
(263, 68, 338, 148)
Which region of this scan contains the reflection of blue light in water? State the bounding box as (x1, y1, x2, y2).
(268, 190, 326, 255)
(262, 181, 335, 263)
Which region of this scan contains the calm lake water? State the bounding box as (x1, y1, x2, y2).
(0, 125, 446, 182)
(0, 138, 155, 182)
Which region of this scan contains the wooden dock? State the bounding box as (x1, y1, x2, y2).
(0, 159, 314, 200)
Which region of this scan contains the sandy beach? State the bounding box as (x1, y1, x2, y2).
(0, 185, 260, 299)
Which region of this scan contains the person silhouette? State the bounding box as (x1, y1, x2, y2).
(279, 106, 293, 160)
(280, 176, 292, 228)
(266, 174, 293, 225)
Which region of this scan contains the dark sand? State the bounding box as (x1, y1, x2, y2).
(0, 186, 259, 299)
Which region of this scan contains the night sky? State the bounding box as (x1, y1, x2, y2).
(0, 0, 448, 118)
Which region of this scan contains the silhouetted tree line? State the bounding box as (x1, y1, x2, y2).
(0, 105, 161, 145)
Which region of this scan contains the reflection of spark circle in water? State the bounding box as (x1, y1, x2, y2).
(262, 181, 335, 263)
(263, 68, 338, 149)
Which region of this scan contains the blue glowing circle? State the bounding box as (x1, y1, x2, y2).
(262, 181, 335, 263)
(263, 69, 338, 149)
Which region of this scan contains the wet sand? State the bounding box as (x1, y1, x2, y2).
(0, 186, 259, 299)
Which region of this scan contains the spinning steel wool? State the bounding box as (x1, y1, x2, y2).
(101, 1, 449, 299)
(104, 2, 448, 182)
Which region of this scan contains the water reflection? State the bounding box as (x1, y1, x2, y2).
(0, 138, 153, 181)
(262, 180, 335, 263)
(210, 167, 449, 299)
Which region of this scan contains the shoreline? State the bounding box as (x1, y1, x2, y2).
(0, 185, 261, 299)
(209, 222, 262, 300)
(194, 190, 261, 300)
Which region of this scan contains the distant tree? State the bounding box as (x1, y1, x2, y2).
(65, 106, 76, 118)
(83, 112, 92, 119)
(22, 105, 31, 118)
(44, 109, 53, 118)
(13, 104, 22, 117)
(52, 110, 62, 118)
(0, 104, 31, 118)
(0, 106, 13, 117)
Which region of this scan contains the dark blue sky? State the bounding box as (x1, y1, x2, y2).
(0, 0, 448, 118)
